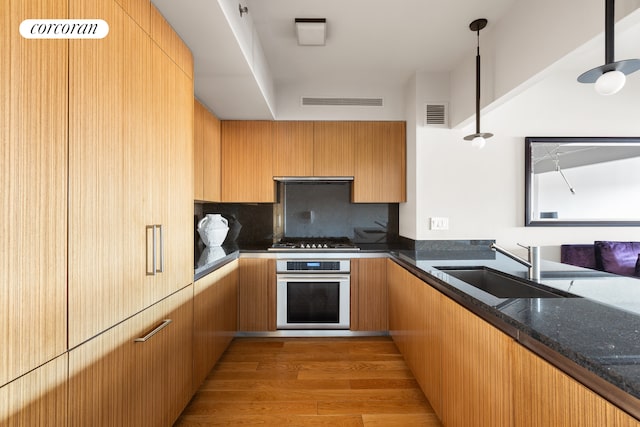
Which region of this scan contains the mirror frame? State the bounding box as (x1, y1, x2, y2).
(525, 136, 640, 227)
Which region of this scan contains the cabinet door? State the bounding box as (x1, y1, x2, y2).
(313, 121, 355, 176)
(69, 286, 193, 427)
(353, 121, 406, 202)
(221, 121, 275, 202)
(513, 344, 640, 427)
(160, 63, 194, 298)
(351, 258, 388, 331)
(194, 99, 205, 200)
(441, 295, 514, 427)
(193, 260, 238, 392)
(1, 0, 68, 386)
(202, 104, 221, 202)
(273, 121, 314, 177)
(238, 258, 276, 331)
(0, 354, 67, 426)
(387, 261, 442, 418)
(69, 0, 150, 348)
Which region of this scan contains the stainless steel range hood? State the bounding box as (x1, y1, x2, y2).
(273, 176, 354, 182)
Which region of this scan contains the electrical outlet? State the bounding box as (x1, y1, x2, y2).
(430, 217, 449, 230)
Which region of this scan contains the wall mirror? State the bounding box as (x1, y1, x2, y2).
(525, 136, 640, 226)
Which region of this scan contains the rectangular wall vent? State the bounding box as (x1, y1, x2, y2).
(301, 97, 383, 107)
(425, 103, 448, 127)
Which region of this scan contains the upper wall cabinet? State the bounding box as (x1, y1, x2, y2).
(313, 121, 356, 177)
(221, 121, 276, 203)
(353, 121, 406, 203)
(1, 0, 68, 387)
(194, 99, 221, 202)
(273, 121, 314, 177)
(221, 120, 406, 203)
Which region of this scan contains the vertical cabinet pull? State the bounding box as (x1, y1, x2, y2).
(157, 224, 164, 273)
(134, 319, 172, 342)
(146, 224, 164, 276)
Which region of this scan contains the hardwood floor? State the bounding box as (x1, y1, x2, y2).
(175, 337, 442, 426)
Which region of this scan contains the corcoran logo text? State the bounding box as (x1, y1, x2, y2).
(20, 19, 109, 39)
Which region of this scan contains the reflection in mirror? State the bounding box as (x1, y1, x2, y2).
(525, 137, 640, 226)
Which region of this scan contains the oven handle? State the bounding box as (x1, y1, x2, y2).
(277, 274, 350, 282)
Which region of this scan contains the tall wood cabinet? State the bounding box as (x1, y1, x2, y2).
(68, 0, 193, 348)
(194, 99, 221, 202)
(193, 260, 238, 392)
(1, 0, 68, 389)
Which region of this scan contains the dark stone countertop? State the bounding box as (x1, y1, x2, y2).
(391, 249, 640, 410)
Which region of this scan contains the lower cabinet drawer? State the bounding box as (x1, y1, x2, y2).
(68, 285, 193, 426)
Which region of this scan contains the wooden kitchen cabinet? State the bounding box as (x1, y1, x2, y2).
(238, 258, 277, 331)
(353, 121, 406, 202)
(193, 260, 238, 392)
(194, 99, 221, 202)
(313, 121, 356, 177)
(0, 354, 68, 426)
(351, 258, 388, 331)
(69, 285, 193, 427)
(69, 0, 193, 348)
(513, 344, 640, 426)
(273, 121, 314, 177)
(387, 260, 442, 419)
(221, 121, 275, 202)
(440, 294, 514, 427)
(1, 0, 68, 387)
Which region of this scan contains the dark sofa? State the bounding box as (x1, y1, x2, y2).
(561, 241, 640, 278)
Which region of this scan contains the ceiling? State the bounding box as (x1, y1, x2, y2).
(150, 0, 640, 121)
(151, 0, 518, 119)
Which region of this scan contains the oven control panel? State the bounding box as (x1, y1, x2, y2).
(276, 259, 350, 274)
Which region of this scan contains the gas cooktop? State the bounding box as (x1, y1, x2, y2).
(268, 237, 360, 251)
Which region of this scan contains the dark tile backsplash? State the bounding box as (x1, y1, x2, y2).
(195, 181, 399, 255)
(281, 181, 398, 244)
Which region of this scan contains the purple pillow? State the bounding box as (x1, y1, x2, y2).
(594, 241, 640, 277)
(636, 254, 640, 277)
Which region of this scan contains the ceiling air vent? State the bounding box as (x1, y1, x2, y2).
(424, 103, 448, 127)
(301, 97, 383, 107)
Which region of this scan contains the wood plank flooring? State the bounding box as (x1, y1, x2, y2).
(174, 337, 442, 426)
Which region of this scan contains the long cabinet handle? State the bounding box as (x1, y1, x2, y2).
(157, 224, 164, 273)
(146, 225, 156, 276)
(134, 319, 172, 343)
(152, 225, 158, 275)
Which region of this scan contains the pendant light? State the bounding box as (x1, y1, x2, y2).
(577, 0, 640, 95)
(464, 18, 493, 149)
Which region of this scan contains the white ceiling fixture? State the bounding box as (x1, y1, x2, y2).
(578, 0, 640, 95)
(295, 18, 326, 46)
(463, 18, 493, 149)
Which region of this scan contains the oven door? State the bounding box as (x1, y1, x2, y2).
(276, 274, 350, 330)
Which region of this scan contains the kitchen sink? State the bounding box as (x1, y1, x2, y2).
(436, 266, 579, 299)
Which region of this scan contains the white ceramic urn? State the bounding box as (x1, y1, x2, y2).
(197, 214, 229, 247)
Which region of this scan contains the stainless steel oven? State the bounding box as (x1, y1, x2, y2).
(276, 259, 350, 330)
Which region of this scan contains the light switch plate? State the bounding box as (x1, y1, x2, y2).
(430, 217, 449, 230)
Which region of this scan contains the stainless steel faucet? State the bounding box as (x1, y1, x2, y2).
(490, 243, 541, 281)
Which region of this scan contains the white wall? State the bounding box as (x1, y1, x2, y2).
(406, 69, 640, 260)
